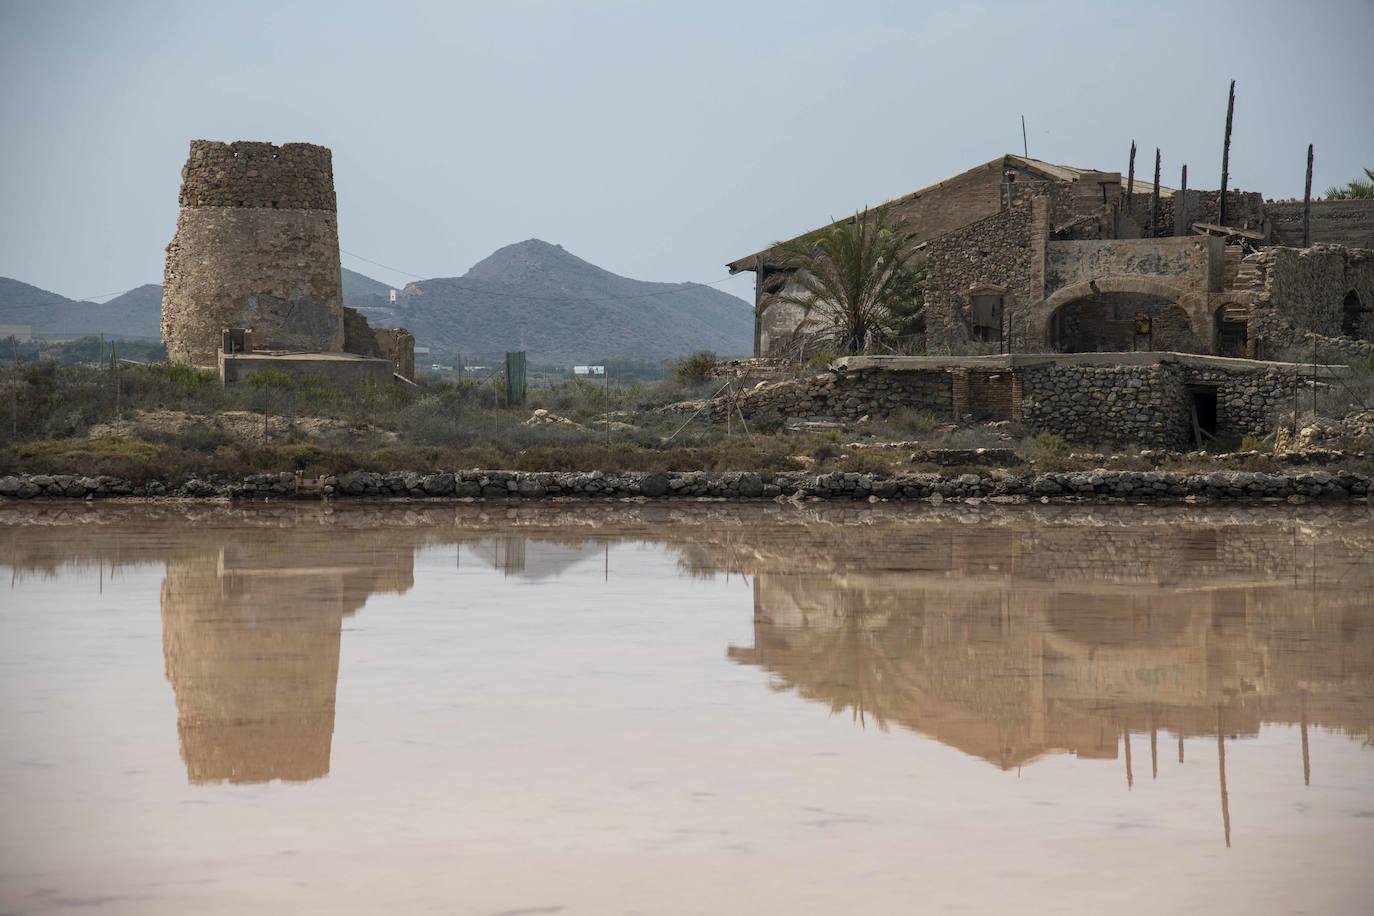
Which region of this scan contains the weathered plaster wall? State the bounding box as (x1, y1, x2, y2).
(162, 140, 345, 367)
(1267, 199, 1374, 249)
(1044, 237, 1217, 297)
(758, 274, 814, 358)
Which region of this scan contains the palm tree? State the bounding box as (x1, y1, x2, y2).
(767, 207, 923, 356)
(1325, 168, 1374, 200)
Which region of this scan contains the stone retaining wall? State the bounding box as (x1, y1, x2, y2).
(1021, 363, 1188, 446)
(2, 469, 1368, 503)
(715, 368, 952, 423)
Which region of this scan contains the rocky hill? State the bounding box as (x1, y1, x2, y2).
(0, 278, 161, 339)
(346, 240, 753, 363)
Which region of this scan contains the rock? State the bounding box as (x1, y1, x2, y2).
(640, 473, 670, 498)
(422, 473, 455, 496)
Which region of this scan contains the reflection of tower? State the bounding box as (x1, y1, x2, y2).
(161, 535, 413, 784)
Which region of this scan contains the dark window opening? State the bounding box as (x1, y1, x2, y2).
(1342, 290, 1367, 339)
(970, 294, 1003, 343)
(1188, 386, 1219, 449)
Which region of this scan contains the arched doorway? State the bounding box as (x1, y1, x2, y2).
(1048, 292, 1196, 353)
(1342, 290, 1368, 340)
(1214, 303, 1249, 357)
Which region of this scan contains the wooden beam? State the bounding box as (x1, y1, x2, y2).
(1302, 143, 1314, 248)
(1220, 80, 1235, 227)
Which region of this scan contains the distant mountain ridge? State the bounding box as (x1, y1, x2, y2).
(0, 277, 162, 339)
(347, 240, 753, 363)
(1, 243, 754, 363)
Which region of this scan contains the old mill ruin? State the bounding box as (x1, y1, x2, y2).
(161, 140, 414, 387)
(727, 99, 1374, 449)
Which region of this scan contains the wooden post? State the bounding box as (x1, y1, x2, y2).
(1177, 163, 1188, 235)
(1220, 80, 1235, 227)
(1302, 144, 1314, 247)
(753, 255, 765, 358)
(1126, 141, 1137, 211)
(1150, 148, 1161, 237)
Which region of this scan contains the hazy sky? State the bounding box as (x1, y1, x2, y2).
(2, 0, 1372, 304)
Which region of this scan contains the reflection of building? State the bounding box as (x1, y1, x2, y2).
(466, 536, 604, 580)
(725, 518, 1374, 844)
(161, 534, 414, 784)
(729, 522, 1374, 769)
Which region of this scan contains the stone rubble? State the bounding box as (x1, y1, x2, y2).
(1, 468, 1369, 504)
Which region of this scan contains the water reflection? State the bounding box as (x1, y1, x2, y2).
(161, 536, 413, 783)
(3, 504, 1372, 803)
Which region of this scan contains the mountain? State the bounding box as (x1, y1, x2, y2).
(0, 277, 161, 339)
(1, 244, 754, 362)
(358, 240, 753, 363)
(342, 267, 393, 301)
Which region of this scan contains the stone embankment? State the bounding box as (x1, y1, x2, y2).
(2, 468, 1370, 503)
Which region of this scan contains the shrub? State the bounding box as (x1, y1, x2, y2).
(672, 350, 718, 386)
(1031, 432, 1071, 453)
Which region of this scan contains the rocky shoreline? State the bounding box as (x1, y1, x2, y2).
(2, 468, 1371, 503)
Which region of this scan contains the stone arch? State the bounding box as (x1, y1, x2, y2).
(1030, 277, 1207, 353)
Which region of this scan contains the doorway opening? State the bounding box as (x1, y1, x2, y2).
(1187, 386, 1219, 449)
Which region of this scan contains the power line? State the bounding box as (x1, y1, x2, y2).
(339, 248, 743, 304)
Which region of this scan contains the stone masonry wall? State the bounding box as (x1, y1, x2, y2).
(163, 140, 345, 367)
(1267, 199, 1374, 249)
(716, 368, 954, 423)
(1021, 364, 1191, 447)
(925, 193, 1037, 355)
(1247, 244, 1374, 362)
(178, 140, 337, 210)
(1185, 365, 1295, 442)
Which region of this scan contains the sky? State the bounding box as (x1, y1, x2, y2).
(2, 0, 1372, 305)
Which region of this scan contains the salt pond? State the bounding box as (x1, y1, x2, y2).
(2, 503, 1372, 914)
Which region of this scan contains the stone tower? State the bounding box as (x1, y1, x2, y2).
(161, 140, 346, 366)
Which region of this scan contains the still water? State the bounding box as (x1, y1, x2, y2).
(1, 503, 1372, 914)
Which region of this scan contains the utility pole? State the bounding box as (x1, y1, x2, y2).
(1220, 80, 1235, 227)
(1126, 141, 1137, 210)
(1150, 148, 1162, 237)
(1302, 144, 1314, 247)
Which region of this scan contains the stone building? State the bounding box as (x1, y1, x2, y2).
(727, 154, 1374, 363)
(162, 140, 414, 384)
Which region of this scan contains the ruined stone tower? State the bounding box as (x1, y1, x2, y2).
(162, 140, 346, 366)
